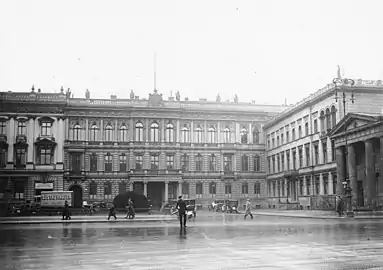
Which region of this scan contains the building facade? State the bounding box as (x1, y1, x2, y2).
(0, 87, 66, 210)
(331, 113, 383, 210)
(264, 79, 383, 209)
(64, 90, 285, 208)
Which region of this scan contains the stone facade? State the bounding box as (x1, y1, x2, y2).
(264, 79, 383, 209)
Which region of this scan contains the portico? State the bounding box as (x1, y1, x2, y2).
(331, 113, 383, 210)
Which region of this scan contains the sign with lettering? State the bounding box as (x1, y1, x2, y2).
(35, 183, 53, 189)
(41, 191, 72, 207)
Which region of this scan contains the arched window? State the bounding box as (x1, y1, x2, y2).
(89, 181, 97, 199)
(135, 122, 143, 142)
(166, 123, 174, 143)
(224, 128, 231, 143)
(209, 182, 217, 195)
(104, 182, 112, 199)
(195, 126, 203, 143)
(150, 122, 159, 142)
(240, 128, 248, 144)
(254, 155, 260, 172)
(73, 124, 81, 141)
(105, 125, 113, 141)
(181, 126, 190, 143)
(319, 111, 325, 132)
(331, 106, 337, 128)
(325, 108, 331, 131)
(89, 124, 98, 141)
(119, 126, 127, 142)
(208, 127, 215, 143)
(252, 126, 260, 144)
(304, 122, 309, 136)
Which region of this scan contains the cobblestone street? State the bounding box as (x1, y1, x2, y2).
(1, 214, 383, 269)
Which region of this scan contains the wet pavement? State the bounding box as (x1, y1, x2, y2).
(1, 214, 383, 270)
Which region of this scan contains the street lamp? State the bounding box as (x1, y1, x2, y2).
(333, 76, 355, 217)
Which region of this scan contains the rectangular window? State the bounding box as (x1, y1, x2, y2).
(71, 154, 81, 173)
(150, 155, 159, 170)
(254, 183, 261, 195)
(254, 155, 260, 172)
(209, 154, 216, 171)
(313, 119, 318, 133)
(322, 142, 327, 163)
(276, 136, 280, 147)
(166, 155, 174, 170)
(298, 126, 302, 138)
(196, 182, 203, 195)
(14, 181, 24, 200)
(39, 146, 52, 165)
(277, 155, 280, 172)
(331, 140, 336, 161)
(241, 155, 249, 171)
(298, 148, 303, 168)
(281, 181, 285, 196)
(18, 121, 26, 135)
(272, 156, 275, 173)
(105, 154, 112, 172)
(0, 121, 6, 134)
(41, 122, 52, 136)
(223, 155, 232, 172)
(324, 175, 328, 195)
(195, 154, 203, 172)
(0, 148, 6, 168)
(306, 178, 311, 195)
(272, 138, 275, 148)
(241, 183, 248, 194)
(182, 182, 189, 195)
(119, 154, 127, 172)
(267, 157, 271, 174)
(15, 148, 26, 168)
(305, 145, 310, 167)
(299, 178, 304, 195)
(292, 151, 296, 170)
(292, 128, 295, 141)
(315, 176, 320, 195)
(181, 154, 189, 172)
(333, 175, 337, 195)
(225, 183, 232, 194)
(135, 155, 143, 170)
(209, 182, 216, 194)
(281, 153, 284, 172)
(286, 151, 290, 170)
(280, 133, 284, 145)
(305, 123, 309, 136)
(90, 154, 97, 172)
(314, 145, 319, 165)
(286, 131, 289, 142)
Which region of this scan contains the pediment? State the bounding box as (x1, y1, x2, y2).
(35, 137, 56, 145)
(330, 113, 382, 137)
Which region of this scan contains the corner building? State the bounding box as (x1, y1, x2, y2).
(64, 90, 285, 208)
(0, 89, 66, 205)
(264, 79, 383, 209)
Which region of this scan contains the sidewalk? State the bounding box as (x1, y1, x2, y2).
(251, 209, 344, 219)
(0, 213, 177, 225)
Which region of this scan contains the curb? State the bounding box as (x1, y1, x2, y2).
(0, 218, 177, 225)
(252, 212, 344, 220)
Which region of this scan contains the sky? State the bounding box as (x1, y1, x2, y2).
(1, 0, 383, 105)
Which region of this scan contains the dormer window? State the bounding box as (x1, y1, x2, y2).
(41, 122, 52, 136)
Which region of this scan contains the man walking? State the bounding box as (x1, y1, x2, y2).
(108, 204, 117, 220)
(244, 198, 253, 220)
(176, 195, 187, 228)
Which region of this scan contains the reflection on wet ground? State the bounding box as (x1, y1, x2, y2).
(1, 216, 383, 269)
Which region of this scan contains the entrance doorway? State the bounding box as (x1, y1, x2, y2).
(357, 181, 364, 207)
(69, 185, 83, 208)
(147, 182, 164, 210)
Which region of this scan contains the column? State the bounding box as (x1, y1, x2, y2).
(190, 121, 194, 143)
(335, 147, 345, 195)
(235, 123, 240, 143)
(65, 118, 70, 142)
(204, 120, 208, 143)
(6, 117, 15, 167)
(27, 118, 34, 165)
(365, 139, 376, 207)
(56, 118, 64, 167)
(217, 121, 220, 144)
(161, 119, 165, 143)
(328, 172, 334, 195)
(129, 118, 134, 142)
(327, 137, 333, 163)
(178, 181, 182, 196)
(85, 119, 89, 141)
(347, 144, 357, 209)
(284, 178, 288, 198)
(145, 119, 149, 143)
(248, 123, 253, 144)
(302, 146, 307, 169)
(319, 173, 324, 195)
(176, 119, 180, 143)
(164, 181, 169, 201)
(290, 150, 294, 170)
(114, 119, 118, 141)
(143, 180, 148, 197)
(233, 154, 236, 172)
(100, 119, 104, 141)
(318, 140, 323, 164)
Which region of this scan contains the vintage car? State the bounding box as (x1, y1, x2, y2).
(225, 199, 239, 214)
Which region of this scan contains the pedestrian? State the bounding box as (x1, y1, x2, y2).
(176, 195, 187, 228)
(62, 200, 71, 220)
(125, 198, 135, 219)
(108, 204, 117, 220)
(244, 198, 253, 220)
(336, 195, 344, 217)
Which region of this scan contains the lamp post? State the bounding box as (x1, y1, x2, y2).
(332, 76, 355, 217)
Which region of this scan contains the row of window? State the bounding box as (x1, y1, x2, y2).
(73, 122, 260, 144)
(87, 181, 262, 198)
(268, 174, 338, 197)
(0, 145, 55, 168)
(268, 140, 335, 174)
(267, 105, 337, 150)
(72, 153, 262, 173)
(0, 119, 53, 137)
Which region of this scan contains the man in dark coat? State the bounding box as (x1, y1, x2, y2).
(176, 195, 187, 228)
(108, 204, 117, 220)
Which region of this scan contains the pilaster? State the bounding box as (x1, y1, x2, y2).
(328, 172, 334, 195)
(365, 139, 376, 207)
(335, 147, 345, 195)
(347, 143, 357, 209)
(6, 117, 15, 167)
(319, 173, 324, 195)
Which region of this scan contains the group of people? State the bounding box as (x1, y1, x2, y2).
(107, 198, 135, 220)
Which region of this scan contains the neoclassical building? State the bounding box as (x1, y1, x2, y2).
(0, 87, 66, 208)
(63, 90, 285, 208)
(264, 79, 383, 209)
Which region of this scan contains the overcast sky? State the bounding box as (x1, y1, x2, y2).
(1, 0, 382, 105)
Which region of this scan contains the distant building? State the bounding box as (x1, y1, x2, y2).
(0, 87, 285, 209)
(264, 79, 383, 209)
